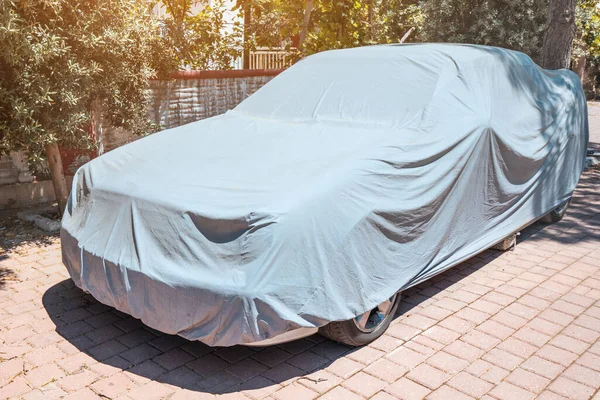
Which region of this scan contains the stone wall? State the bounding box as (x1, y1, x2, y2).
(101, 69, 280, 152)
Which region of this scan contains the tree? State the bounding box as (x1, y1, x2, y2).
(0, 0, 164, 214)
(235, 0, 422, 57)
(159, 0, 244, 70)
(421, 0, 548, 63)
(542, 0, 577, 69)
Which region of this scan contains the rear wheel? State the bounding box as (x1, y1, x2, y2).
(541, 199, 570, 223)
(319, 293, 401, 346)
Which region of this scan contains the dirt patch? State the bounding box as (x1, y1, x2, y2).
(0, 206, 59, 253)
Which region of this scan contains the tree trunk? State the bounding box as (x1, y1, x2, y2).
(44, 142, 69, 215)
(298, 0, 313, 53)
(243, 5, 251, 69)
(541, 0, 576, 70)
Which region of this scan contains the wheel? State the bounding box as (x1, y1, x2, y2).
(319, 292, 401, 346)
(541, 199, 570, 223)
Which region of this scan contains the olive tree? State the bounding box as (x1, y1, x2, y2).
(421, 0, 548, 63)
(0, 0, 165, 213)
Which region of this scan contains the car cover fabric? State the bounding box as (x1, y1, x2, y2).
(61, 44, 589, 346)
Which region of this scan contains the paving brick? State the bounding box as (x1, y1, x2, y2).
(364, 358, 408, 383)
(237, 375, 281, 400)
(535, 345, 578, 367)
(87, 340, 128, 362)
(518, 294, 552, 311)
(385, 377, 431, 400)
(505, 368, 550, 393)
(24, 344, 67, 367)
(562, 292, 596, 308)
(496, 337, 538, 358)
(433, 297, 467, 312)
(309, 340, 350, 361)
(385, 346, 428, 369)
(23, 363, 65, 388)
(426, 351, 469, 374)
(319, 385, 364, 400)
(443, 340, 485, 363)
(0, 376, 31, 399)
(405, 338, 442, 355)
(187, 353, 231, 378)
(575, 352, 600, 372)
(447, 371, 492, 398)
(513, 326, 552, 347)
(427, 384, 475, 400)
(550, 299, 586, 316)
(422, 326, 461, 345)
(562, 364, 600, 388)
(482, 348, 523, 371)
(489, 381, 535, 400)
(125, 380, 174, 400)
(369, 334, 404, 353)
(152, 348, 195, 371)
(387, 323, 422, 341)
(476, 320, 515, 340)
(520, 356, 564, 380)
(345, 346, 385, 365)
(403, 314, 438, 330)
(121, 344, 162, 364)
(477, 364, 509, 384)
(535, 391, 570, 400)
(56, 369, 99, 392)
(461, 330, 501, 351)
(90, 373, 136, 398)
(370, 392, 398, 400)
(470, 299, 504, 315)
(225, 358, 268, 381)
(491, 310, 528, 330)
(417, 305, 453, 321)
(342, 371, 386, 397)
(455, 308, 491, 325)
(548, 377, 596, 400)
(123, 360, 165, 385)
(562, 323, 600, 343)
(272, 382, 318, 400)
(0, 358, 25, 386)
(325, 357, 363, 379)
(406, 363, 450, 390)
(528, 317, 564, 337)
(62, 387, 103, 400)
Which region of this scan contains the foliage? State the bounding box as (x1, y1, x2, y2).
(235, 0, 423, 54)
(575, 0, 600, 60)
(420, 0, 548, 63)
(0, 0, 163, 164)
(159, 0, 244, 70)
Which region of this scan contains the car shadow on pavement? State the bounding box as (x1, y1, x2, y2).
(37, 247, 522, 395)
(41, 170, 600, 395)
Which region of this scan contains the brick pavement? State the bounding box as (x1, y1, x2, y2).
(1, 109, 600, 399)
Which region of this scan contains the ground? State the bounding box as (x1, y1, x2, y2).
(1, 106, 600, 400)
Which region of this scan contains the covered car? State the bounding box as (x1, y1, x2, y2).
(61, 44, 588, 347)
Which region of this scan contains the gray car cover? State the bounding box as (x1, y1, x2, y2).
(61, 44, 589, 346)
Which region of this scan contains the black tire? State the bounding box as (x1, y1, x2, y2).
(319, 293, 401, 346)
(541, 199, 570, 223)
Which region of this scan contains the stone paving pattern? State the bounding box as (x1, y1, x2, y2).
(1, 105, 600, 399)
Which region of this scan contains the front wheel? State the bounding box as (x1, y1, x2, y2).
(541, 199, 571, 223)
(319, 293, 401, 346)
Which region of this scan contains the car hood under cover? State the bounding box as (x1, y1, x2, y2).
(61, 44, 589, 346)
